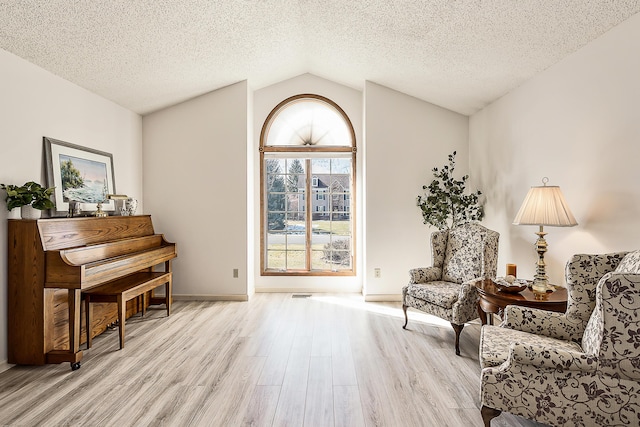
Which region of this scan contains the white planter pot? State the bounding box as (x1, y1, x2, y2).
(7, 207, 21, 219)
(21, 205, 41, 220)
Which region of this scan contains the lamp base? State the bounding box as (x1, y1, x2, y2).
(532, 226, 554, 293)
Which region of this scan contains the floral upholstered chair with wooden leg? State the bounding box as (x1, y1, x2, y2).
(479, 250, 640, 426)
(402, 222, 499, 355)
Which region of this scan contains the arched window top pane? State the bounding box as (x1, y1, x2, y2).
(264, 96, 353, 147)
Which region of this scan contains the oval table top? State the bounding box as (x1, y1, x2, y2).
(475, 278, 568, 325)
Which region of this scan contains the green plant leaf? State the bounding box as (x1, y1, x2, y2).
(416, 151, 484, 230)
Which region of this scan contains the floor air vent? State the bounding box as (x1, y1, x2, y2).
(291, 294, 311, 299)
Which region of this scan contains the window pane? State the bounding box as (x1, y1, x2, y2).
(287, 251, 305, 270)
(330, 158, 351, 173)
(266, 158, 286, 172)
(267, 212, 286, 231)
(286, 194, 305, 215)
(332, 250, 352, 270)
(286, 158, 306, 174)
(330, 213, 351, 234)
(311, 159, 331, 174)
(268, 193, 286, 210)
(267, 250, 285, 270)
(311, 250, 332, 271)
(285, 214, 305, 232)
(286, 174, 305, 193)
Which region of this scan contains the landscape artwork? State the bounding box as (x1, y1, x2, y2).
(59, 154, 109, 203)
(44, 137, 116, 215)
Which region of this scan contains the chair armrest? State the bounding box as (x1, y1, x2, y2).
(459, 280, 480, 300)
(508, 342, 597, 373)
(501, 305, 577, 341)
(409, 266, 442, 284)
(592, 272, 640, 380)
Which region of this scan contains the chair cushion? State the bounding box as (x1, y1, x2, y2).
(615, 249, 640, 274)
(480, 324, 583, 369)
(442, 225, 483, 283)
(404, 282, 460, 309)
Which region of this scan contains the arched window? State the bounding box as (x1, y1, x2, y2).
(260, 94, 356, 275)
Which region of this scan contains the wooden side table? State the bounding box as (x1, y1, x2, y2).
(475, 278, 568, 325)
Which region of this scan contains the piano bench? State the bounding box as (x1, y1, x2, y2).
(84, 271, 172, 350)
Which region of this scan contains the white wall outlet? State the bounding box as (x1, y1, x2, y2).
(374, 268, 381, 278)
(233, 268, 239, 278)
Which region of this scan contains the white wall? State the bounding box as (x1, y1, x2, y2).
(247, 85, 256, 297)
(470, 12, 640, 285)
(252, 74, 364, 292)
(143, 81, 249, 299)
(364, 82, 469, 299)
(0, 48, 142, 368)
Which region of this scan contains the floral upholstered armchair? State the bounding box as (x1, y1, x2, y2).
(402, 222, 499, 355)
(479, 250, 640, 426)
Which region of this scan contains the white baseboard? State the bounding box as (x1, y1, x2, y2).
(254, 288, 363, 294)
(172, 292, 400, 303)
(0, 360, 14, 373)
(364, 294, 403, 302)
(172, 294, 249, 302)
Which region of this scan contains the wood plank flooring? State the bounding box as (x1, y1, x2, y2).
(0, 293, 546, 426)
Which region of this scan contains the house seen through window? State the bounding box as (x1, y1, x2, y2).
(260, 94, 356, 275)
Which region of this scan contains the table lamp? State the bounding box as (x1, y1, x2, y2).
(513, 177, 577, 293)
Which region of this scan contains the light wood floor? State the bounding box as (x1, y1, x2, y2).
(0, 293, 545, 426)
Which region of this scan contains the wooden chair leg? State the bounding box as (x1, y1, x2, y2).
(117, 294, 126, 349)
(481, 405, 501, 427)
(402, 304, 409, 329)
(165, 276, 172, 317)
(452, 323, 464, 356)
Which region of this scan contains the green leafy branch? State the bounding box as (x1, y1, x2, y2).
(416, 151, 484, 230)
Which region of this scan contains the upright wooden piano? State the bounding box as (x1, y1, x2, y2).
(7, 215, 177, 369)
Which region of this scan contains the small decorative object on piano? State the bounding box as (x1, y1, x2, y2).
(93, 187, 109, 217)
(93, 203, 108, 217)
(121, 197, 138, 216)
(493, 277, 528, 293)
(67, 200, 82, 217)
(108, 194, 128, 216)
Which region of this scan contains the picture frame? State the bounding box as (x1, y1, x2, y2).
(44, 137, 116, 216)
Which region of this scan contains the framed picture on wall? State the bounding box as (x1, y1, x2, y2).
(44, 137, 116, 216)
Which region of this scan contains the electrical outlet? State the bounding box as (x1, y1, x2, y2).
(374, 268, 381, 278)
(233, 268, 239, 278)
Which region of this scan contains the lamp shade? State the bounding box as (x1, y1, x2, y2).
(513, 185, 577, 227)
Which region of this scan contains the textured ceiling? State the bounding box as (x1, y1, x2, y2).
(1, 1, 639, 116)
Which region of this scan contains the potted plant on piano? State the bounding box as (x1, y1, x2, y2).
(1, 181, 55, 219)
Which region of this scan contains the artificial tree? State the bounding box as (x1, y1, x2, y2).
(417, 151, 484, 230)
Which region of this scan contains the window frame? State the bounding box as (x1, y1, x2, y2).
(259, 94, 357, 276)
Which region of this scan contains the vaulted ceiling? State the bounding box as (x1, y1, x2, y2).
(1, 1, 639, 116)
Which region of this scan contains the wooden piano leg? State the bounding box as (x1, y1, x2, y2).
(69, 289, 81, 354)
(117, 294, 126, 349)
(46, 289, 83, 370)
(85, 295, 92, 349)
